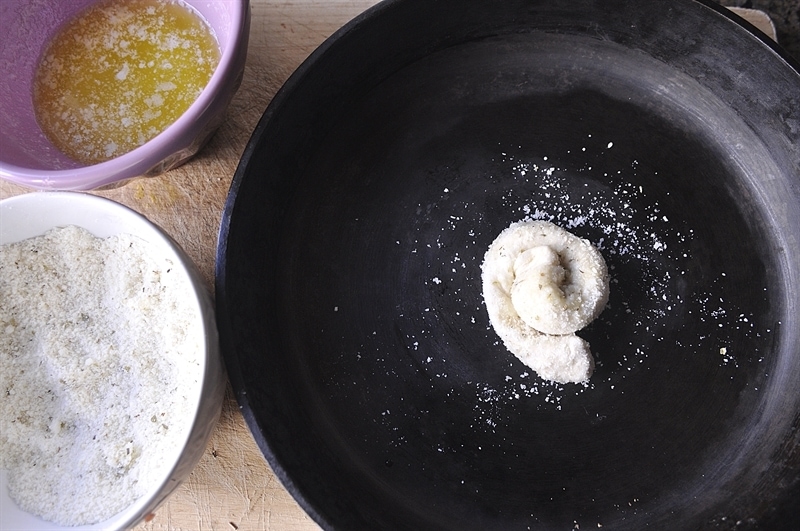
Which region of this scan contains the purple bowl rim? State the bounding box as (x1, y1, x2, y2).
(0, 0, 250, 191)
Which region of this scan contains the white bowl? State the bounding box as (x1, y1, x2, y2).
(0, 192, 225, 530)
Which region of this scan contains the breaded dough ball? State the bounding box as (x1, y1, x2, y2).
(481, 220, 609, 383)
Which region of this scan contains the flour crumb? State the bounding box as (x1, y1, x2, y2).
(0, 226, 201, 526)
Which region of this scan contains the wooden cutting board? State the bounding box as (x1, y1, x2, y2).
(0, 3, 775, 529)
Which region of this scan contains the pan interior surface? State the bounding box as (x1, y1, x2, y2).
(217, 1, 800, 529)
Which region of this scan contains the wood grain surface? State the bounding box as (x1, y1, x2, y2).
(0, 3, 775, 530)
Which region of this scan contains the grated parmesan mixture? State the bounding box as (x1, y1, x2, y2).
(0, 225, 201, 526)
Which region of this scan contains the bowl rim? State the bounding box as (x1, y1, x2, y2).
(0, 191, 221, 530)
(0, 0, 251, 191)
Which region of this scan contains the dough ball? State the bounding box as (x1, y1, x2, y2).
(508, 226, 609, 335)
(514, 334, 595, 384)
(481, 220, 610, 384)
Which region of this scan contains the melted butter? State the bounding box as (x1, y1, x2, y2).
(33, 0, 220, 165)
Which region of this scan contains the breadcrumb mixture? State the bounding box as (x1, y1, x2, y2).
(0, 226, 200, 526)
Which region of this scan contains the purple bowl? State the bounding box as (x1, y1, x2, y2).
(0, 0, 250, 190)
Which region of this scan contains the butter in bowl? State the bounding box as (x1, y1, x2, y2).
(0, 0, 250, 190)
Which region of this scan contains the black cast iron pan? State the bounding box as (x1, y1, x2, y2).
(216, 0, 800, 529)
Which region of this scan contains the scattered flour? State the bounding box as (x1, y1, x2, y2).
(0, 225, 201, 526)
(349, 139, 772, 458)
(405, 141, 769, 415)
